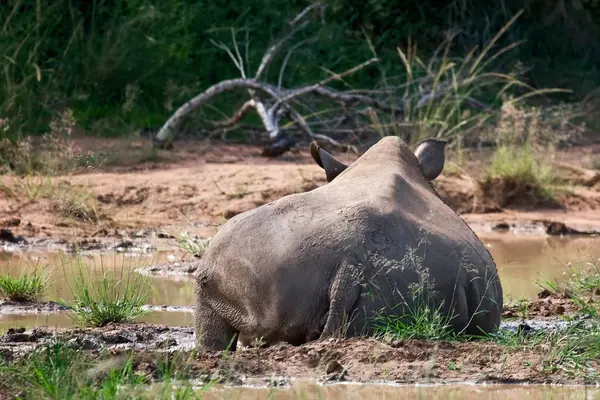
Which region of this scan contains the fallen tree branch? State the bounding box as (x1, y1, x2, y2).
(269, 57, 380, 112)
(207, 100, 256, 128)
(154, 79, 280, 146)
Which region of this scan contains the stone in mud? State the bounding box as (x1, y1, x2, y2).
(67, 336, 102, 350)
(0, 229, 27, 244)
(101, 331, 137, 344)
(492, 222, 511, 232)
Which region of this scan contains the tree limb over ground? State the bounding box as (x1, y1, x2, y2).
(153, 4, 564, 154)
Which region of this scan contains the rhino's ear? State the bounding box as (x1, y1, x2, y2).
(413, 138, 447, 181)
(310, 141, 348, 182)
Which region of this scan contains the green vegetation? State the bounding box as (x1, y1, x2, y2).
(177, 233, 210, 258)
(60, 256, 151, 327)
(0, 269, 48, 302)
(0, 342, 211, 399)
(540, 256, 600, 317)
(484, 321, 600, 382)
(372, 302, 455, 341)
(478, 102, 582, 206)
(1, 1, 598, 149)
(482, 145, 555, 201)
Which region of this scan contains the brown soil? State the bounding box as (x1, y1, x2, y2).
(1, 138, 599, 245)
(0, 323, 594, 385)
(502, 290, 583, 319)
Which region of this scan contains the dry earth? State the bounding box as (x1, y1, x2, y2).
(1, 137, 599, 247)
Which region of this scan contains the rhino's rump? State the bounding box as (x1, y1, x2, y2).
(200, 173, 499, 340)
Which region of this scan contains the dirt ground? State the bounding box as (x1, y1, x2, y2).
(0, 136, 599, 388)
(0, 321, 594, 386)
(1, 137, 599, 246)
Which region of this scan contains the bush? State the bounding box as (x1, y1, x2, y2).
(1, 1, 599, 141)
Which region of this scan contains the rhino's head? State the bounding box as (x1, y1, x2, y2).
(310, 137, 447, 183)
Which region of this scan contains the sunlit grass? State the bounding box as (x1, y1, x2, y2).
(0, 269, 48, 302)
(59, 256, 151, 327)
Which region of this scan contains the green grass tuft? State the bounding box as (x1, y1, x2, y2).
(60, 257, 151, 327)
(0, 342, 212, 399)
(0, 270, 48, 302)
(485, 145, 553, 187)
(372, 300, 455, 341)
(177, 233, 210, 258)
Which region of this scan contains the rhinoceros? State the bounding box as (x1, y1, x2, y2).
(194, 136, 503, 350)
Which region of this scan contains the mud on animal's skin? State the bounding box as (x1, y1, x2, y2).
(194, 136, 503, 350)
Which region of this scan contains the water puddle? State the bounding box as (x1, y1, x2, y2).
(0, 233, 597, 331)
(483, 234, 599, 300)
(200, 381, 600, 399)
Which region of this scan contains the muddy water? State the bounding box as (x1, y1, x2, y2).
(0, 233, 598, 331)
(200, 382, 600, 399)
(484, 234, 600, 300)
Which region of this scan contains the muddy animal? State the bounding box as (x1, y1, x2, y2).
(195, 136, 503, 350)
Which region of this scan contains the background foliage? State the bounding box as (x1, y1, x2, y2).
(1, 0, 599, 139)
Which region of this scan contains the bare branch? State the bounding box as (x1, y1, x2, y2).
(311, 87, 399, 112)
(288, 3, 325, 26)
(154, 79, 280, 145)
(207, 100, 256, 128)
(269, 57, 380, 112)
(255, 4, 325, 81)
(255, 21, 309, 81)
(286, 108, 359, 153)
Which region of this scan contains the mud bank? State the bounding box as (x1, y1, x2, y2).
(0, 320, 595, 386)
(1, 140, 599, 247)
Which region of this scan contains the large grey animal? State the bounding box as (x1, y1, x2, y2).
(195, 136, 503, 351)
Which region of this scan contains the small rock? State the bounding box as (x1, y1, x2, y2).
(537, 289, 552, 299)
(102, 331, 137, 344)
(67, 336, 102, 350)
(91, 228, 109, 237)
(157, 231, 175, 239)
(0, 229, 27, 244)
(133, 230, 146, 238)
(159, 338, 178, 347)
(492, 222, 510, 231)
(223, 210, 241, 219)
(325, 360, 343, 374)
(114, 240, 134, 249)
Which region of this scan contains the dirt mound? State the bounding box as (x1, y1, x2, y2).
(503, 291, 583, 319)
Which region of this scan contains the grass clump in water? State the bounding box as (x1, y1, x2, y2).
(60, 256, 151, 327)
(177, 232, 210, 258)
(478, 102, 581, 208)
(0, 270, 48, 302)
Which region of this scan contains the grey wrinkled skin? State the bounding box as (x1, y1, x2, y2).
(195, 136, 503, 351)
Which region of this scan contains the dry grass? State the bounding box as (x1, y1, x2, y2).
(0, 178, 102, 224)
